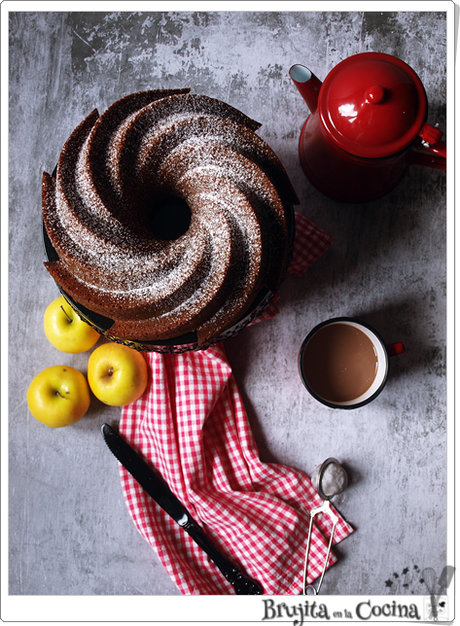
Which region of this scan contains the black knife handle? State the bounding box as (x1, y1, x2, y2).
(101, 424, 263, 595)
(179, 516, 263, 595)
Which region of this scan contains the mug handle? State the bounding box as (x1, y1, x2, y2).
(387, 342, 406, 357)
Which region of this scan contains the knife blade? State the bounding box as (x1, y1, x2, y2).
(101, 423, 263, 595)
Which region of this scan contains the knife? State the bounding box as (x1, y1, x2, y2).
(101, 423, 263, 595)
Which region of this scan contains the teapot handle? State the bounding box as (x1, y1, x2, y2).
(409, 142, 446, 170)
(409, 124, 446, 171)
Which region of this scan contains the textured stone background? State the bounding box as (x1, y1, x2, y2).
(8, 9, 449, 601)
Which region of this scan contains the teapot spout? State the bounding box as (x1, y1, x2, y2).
(289, 64, 322, 113)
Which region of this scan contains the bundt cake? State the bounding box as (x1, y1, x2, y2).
(42, 89, 298, 346)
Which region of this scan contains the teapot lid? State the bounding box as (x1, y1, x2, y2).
(319, 52, 428, 158)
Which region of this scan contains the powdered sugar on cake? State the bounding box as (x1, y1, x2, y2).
(42, 90, 298, 345)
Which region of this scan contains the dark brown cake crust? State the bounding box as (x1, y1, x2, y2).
(42, 89, 298, 344)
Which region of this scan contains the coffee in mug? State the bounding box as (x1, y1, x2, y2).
(298, 318, 405, 409)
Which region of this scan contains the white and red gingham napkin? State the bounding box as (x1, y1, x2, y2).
(119, 212, 354, 595)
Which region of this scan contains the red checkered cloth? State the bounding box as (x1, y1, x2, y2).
(119, 212, 353, 595)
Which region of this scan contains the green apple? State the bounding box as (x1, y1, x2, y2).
(87, 343, 148, 406)
(27, 365, 91, 428)
(44, 296, 100, 353)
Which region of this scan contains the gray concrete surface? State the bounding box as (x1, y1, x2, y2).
(8, 8, 450, 601)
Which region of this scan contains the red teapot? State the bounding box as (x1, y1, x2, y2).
(289, 52, 446, 203)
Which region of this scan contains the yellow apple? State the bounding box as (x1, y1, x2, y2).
(87, 343, 148, 406)
(27, 365, 91, 428)
(44, 296, 100, 353)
